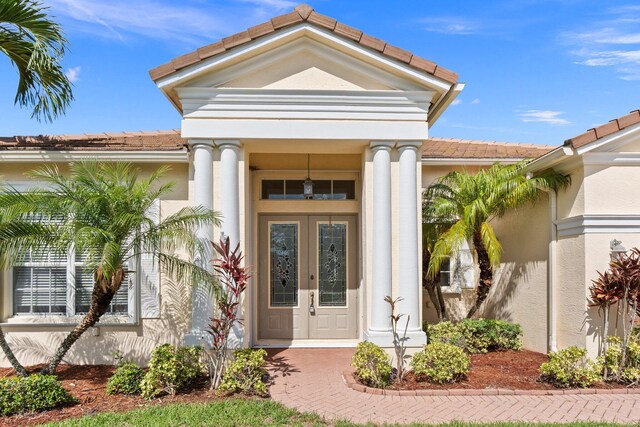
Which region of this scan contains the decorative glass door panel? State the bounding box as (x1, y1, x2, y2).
(258, 215, 357, 342)
(317, 223, 347, 307)
(269, 223, 299, 307)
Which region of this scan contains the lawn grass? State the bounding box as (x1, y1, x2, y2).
(43, 399, 631, 427)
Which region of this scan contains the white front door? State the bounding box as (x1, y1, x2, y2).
(258, 215, 357, 341)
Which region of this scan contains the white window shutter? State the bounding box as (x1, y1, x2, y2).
(140, 199, 161, 318)
(456, 239, 475, 289)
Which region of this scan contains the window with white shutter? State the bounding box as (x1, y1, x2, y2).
(6, 186, 161, 322)
(10, 212, 132, 319)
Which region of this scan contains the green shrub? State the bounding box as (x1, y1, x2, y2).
(352, 341, 392, 388)
(218, 348, 268, 396)
(0, 374, 77, 416)
(106, 362, 144, 395)
(426, 319, 522, 353)
(140, 344, 204, 399)
(539, 346, 602, 388)
(601, 336, 640, 384)
(411, 342, 470, 384)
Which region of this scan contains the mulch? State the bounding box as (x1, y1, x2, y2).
(0, 364, 228, 427)
(387, 350, 633, 391)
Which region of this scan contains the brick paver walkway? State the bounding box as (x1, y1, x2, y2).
(266, 348, 640, 424)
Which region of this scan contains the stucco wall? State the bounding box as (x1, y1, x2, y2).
(421, 164, 552, 354)
(0, 162, 193, 367)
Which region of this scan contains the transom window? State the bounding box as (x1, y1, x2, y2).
(261, 180, 355, 200)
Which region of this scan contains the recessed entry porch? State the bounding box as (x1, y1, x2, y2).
(249, 152, 362, 348)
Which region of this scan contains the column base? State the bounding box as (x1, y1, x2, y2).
(363, 329, 427, 348)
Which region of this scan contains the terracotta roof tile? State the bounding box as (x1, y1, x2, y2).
(359, 34, 386, 52)
(423, 137, 554, 160)
(271, 11, 303, 29)
(247, 21, 275, 39)
(306, 11, 337, 30)
(334, 22, 363, 42)
(222, 30, 252, 50)
(565, 109, 640, 149)
(433, 66, 459, 83)
(148, 4, 458, 85)
(383, 44, 412, 63)
(594, 120, 619, 139)
(171, 51, 200, 71)
(295, 3, 314, 19)
(617, 110, 640, 129)
(1, 132, 552, 161)
(410, 56, 437, 74)
(197, 41, 225, 60)
(0, 130, 186, 152)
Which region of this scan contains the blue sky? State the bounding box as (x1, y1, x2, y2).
(1, 0, 639, 145)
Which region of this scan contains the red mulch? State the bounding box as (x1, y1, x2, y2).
(387, 350, 632, 391)
(0, 364, 228, 427)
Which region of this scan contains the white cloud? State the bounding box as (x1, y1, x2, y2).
(451, 99, 462, 106)
(561, 6, 640, 80)
(47, 0, 294, 45)
(65, 66, 81, 83)
(519, 110, 571, 126)
(419, 17, 481, 35)
(471, 98, 480, 104)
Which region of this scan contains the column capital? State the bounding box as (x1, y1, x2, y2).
(188, 138, 214, 148)
(397, 141, 423, 152)
(215, 139, 242, 151)
(369, 141, 394, 152)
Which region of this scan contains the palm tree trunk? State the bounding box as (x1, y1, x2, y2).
(423, 248, 446, 322)
(467, 231, 493, 318)
(41, 271, 122, 375)
(436, 282, 446, 321)
(0, 326, 27, 376)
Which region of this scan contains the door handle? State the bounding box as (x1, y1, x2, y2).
(309, 291, 316, 315)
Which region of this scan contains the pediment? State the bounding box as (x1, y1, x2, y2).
(181, 37, 422, 92)
(157, 24, 460, 114)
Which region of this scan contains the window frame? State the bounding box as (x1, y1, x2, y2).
(3, 181, 137, 325)
(438, 241, 475, 295)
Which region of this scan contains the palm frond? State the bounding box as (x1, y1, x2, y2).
(0, 0, 73, 121)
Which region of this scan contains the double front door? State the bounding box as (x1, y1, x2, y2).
(258, 215, 357, 341)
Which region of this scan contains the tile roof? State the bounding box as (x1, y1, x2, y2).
(0, 130, 186, 151)
(0, 131, 552, 160)
(565, 109, 640, 149)
(149, 4, 458, 84)
(423, 137, 554, 159)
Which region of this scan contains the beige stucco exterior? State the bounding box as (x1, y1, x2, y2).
(0, 11, 638, 368)
(420, 123, 640, 358)
(0, 162, 193, 365)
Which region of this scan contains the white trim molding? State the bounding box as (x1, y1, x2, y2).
(582, 152, 640, 167)
(556, 215, 640, 237)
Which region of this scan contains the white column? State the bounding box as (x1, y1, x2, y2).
(216, 139, 244, 348)
(397, 142, 426, 345)
(368, 141, 394, 340)
(185, 139, 215, 346)
(217, 140, 241, 248)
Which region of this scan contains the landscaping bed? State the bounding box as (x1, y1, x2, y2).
(354, 350, 634, 392)
(0, 364, 229, 427)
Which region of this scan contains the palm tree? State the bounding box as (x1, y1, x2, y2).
(0, 0, 73, 121)
(423, 161, 569, 319)
(0, 162, 220, 375)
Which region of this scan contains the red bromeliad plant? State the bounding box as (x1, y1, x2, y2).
(206, 237, 251, 390)
(589, 248, 640, 380)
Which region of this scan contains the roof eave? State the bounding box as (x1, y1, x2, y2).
(428, 83, 464, 128)
(421, 157, 525, 166)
